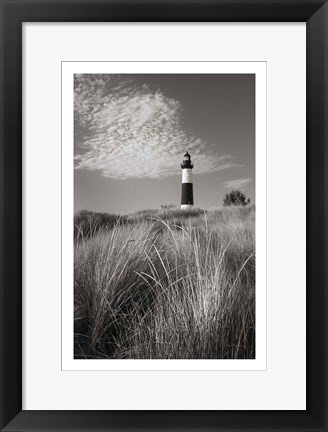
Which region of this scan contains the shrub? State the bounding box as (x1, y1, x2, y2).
(160, 203, 177, 210)
(223, 189, 251, 207)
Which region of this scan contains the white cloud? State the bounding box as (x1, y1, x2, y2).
(222, 178, 252, 190)
(74, 75, 240, 179)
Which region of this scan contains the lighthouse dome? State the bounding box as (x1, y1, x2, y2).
(181, 151, 193, 169)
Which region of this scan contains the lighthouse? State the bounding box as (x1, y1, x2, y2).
(181, 151, 194, 209)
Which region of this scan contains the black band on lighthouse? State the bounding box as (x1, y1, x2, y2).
(181, 183, 194, 205)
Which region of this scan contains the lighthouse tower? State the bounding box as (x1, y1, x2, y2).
(181, 151, 194, 209)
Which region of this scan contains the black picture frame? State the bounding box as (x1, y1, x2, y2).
(0, 1, 327, 431)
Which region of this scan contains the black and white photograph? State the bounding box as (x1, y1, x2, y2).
(73, 73, 256, 360)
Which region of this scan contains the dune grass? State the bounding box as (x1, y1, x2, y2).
(74, 206, 255, 359)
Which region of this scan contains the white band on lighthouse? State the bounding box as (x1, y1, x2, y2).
(182, 168, 193, 183)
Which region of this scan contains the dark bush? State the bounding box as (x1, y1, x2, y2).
(223, 189, 251, 207)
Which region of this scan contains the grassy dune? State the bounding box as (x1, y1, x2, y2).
(74, 206, 255, 359)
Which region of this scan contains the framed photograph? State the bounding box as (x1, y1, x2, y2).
(0, 1, 327, 431)
(62, 61, 266, 371)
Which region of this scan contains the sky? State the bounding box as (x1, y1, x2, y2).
(74, 74, 255, 214)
